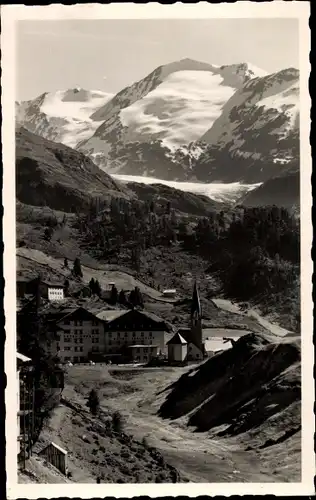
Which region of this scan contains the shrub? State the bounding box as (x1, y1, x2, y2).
(86, 389, 100, 415)
(112, 411, 124, 433)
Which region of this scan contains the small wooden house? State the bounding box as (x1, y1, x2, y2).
(38, 442, 68, 475)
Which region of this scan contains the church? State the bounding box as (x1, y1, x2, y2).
(167, 282, 206, 364)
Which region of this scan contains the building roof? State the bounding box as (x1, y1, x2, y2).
(17, 276, 33, 283)
(40, 441, 68, 455)
(127, 344, 159, 348)
(17, 352, 32, 363)
(41, 280, 65, 288)
(96, 308, 168, 327)
(167, 332, 187, 345)
(95, 310, 127, 322)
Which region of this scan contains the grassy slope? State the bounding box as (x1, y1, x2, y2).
(20, 394, 181, 484)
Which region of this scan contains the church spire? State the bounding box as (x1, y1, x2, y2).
(191, 280, 201, 319)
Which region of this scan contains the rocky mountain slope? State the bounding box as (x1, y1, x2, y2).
(16, 88, 113, 148)
(77, 59, 271, 177)
(238, 162, 299, 209)
(193, 68, 299, 182)
(15, 58, 299, 196)
(73, 61, 298, 184)
(16, 126, 129, 213)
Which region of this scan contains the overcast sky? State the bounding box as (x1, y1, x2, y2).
(16, 18, 299, 101)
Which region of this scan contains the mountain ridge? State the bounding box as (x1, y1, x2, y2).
(16, 59, 299, 188)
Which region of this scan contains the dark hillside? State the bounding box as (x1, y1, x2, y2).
(239, 163, 299, 209)
(159, 333, 300, 444)
(126, 181, 224, 216)
(16, 127, 131, 212)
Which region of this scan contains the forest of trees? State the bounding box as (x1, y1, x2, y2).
(72, 196, 299, 318)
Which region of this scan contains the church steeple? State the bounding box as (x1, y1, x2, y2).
(190, 281, 202, 349)
(191, 280, 201, 321)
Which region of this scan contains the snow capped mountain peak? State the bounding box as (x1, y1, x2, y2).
(16, 60, 299, 187)
(81, 58, 267, 157)
(16, 88, 114, 148)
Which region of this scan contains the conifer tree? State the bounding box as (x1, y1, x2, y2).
(86, 389, 100, 415)
(73, 257, 83, 278)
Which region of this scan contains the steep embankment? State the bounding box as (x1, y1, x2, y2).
(159, 333, 300, 468)
(16, 127, 130, 213)
(20, 395, 181, 484)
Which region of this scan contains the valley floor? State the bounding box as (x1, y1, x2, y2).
(20, 341, 301, 484)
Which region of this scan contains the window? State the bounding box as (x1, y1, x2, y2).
(65, 357, 70, 361)
(136, 348, 140, 353)
(64, 337, 71, 343)
(80, 347, 83, 352)
(92, 338, 99, 344)
(65, 347, 70, 351)
(144, 348, 148, 353)
(132, 332, 135, 337)
(149, 332, 152, 338)
(125, 332, 128, 337)
(79, 338, 83, 344)
(141, 332, 144, 337)
(79, 320, 83, 326)
(64, 320, 70, 326)
(108, 332, 112, 337)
